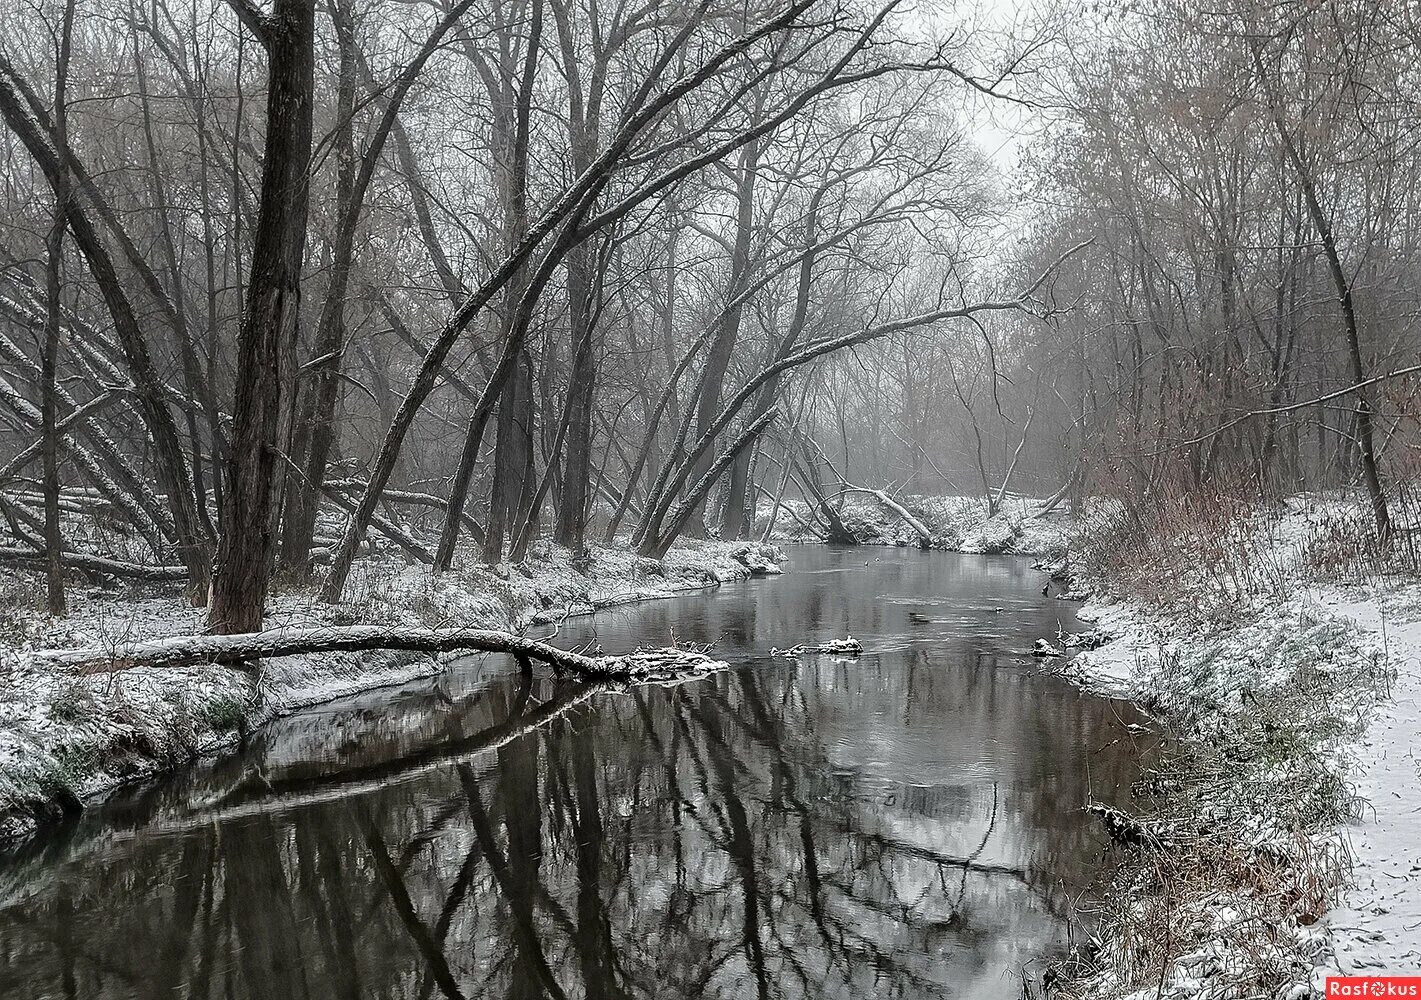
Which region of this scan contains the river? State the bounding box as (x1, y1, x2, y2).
(0, 546, 1151, 999)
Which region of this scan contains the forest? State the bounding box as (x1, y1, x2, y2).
(0, 0, 1067, 628)
(0, 0, 1414, 627)
(2, 0, 1420, 998)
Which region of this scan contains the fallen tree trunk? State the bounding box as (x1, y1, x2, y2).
(27, 623, 727, 680)
(841, 485, 933, 547)
(0, 546, 186, 580)
(324, 477, 487, 545)
(1033, 471, 1076, 517)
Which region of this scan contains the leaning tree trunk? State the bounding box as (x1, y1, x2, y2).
(555, 244, 598, 551)
(721, 193, 819, 538)
(40, 0, 75, 616)
(280, 0, 479, 577)
(432, 229, 576, 573)
(0, 56, 212, 596)
(641, 409, 778, 559)
(209, 0, 317, 633)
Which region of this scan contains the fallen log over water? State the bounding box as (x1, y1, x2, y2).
(26, 624, 728, 680)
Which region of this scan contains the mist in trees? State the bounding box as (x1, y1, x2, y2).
(3, 0, 1418, 629)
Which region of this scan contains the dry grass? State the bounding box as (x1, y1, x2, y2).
(1301, 482, 1421, 584)
(1049, 489, 1395, 999)
(1050, 831, 1350, 1000)
(1070, 467, 1294, 628)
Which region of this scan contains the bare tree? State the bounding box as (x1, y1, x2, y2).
(208, 0, 318, 632)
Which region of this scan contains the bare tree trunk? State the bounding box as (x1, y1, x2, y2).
(555, 246, 599, 552)
(209, 0, 317, 632)
(551, 0, 603, 554)
(721, 192, 819, 538)
(473, 0, 542, 565)
(278, 0, 357, 579)
(483, 353, 538, 563)
(40, 0, 76, 617)
(133, 26, 218, 543)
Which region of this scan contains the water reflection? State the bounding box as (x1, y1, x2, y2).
(0, 549, 1150, 1000)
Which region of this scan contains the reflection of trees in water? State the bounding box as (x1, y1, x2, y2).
(0, 661, 1139, 1000)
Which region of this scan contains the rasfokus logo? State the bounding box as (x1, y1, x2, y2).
(1327, 978, 1421, 998)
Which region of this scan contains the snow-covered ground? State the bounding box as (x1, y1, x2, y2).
(1316, 587, 1421, 976)
(765, 492, 1071, 555)
(0, 538, 784, 848)
(1044, 496, 1420, 998)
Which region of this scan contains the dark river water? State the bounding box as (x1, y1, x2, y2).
(0, 547, 1151, 1000)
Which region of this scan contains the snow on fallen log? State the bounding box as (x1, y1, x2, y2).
(838, 485, 934, 547)
(24, 624, 728, 680)
(0, 547, 186, 580)
(773, 636, 863, 658)
(1032, 638, 1065, 658)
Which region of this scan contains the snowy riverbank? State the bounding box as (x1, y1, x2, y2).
(766, 492, 1072, 555)
(0, 539, 784, 848)
(1040, 496, 1417, 998)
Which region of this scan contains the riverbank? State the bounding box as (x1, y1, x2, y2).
(1038, 495, 1414, 999)
(0, 538, 784, 848)
(765, 492, 1071, 555)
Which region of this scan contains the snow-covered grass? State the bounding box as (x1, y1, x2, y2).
(0, 537, 784, 848)
(765, 492, 1072, 556)
(1039, 494, 1417, 999)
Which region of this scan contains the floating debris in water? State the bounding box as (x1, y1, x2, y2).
(773, 636, 863, 658)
